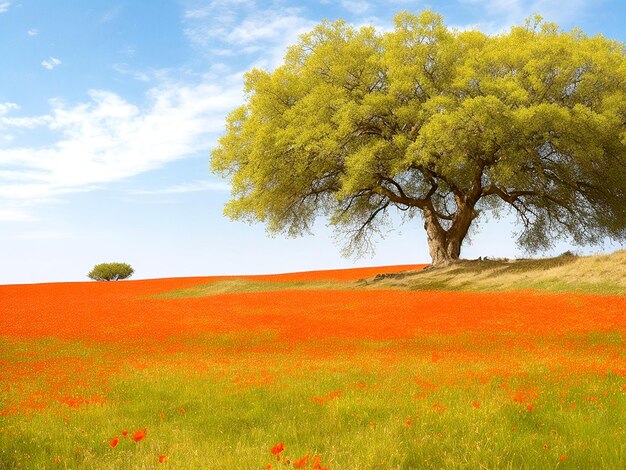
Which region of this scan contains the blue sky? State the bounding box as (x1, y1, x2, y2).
(1, 0, 625, 284)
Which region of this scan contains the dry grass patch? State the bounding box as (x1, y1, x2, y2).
(362, 250, 626, 295)
(154, 279, 356, 298)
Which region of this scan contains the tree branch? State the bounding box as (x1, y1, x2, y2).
(482, 185, 537, 203)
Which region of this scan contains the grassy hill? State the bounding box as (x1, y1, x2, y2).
(158, 251, 626, 298)
(362, 250, 626, 295)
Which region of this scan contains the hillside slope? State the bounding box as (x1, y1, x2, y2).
(362, 250, 626, 295)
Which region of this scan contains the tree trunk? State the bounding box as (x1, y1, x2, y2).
(424, 224, 461, 266)
(423, 202, 474, 267)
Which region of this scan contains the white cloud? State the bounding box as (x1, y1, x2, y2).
(0, 103, 48, 142)
(182, 2, 316, 69)
(130, 179, 230, 195)
(0, 75, 243, 206)
(0, 207, 33, 222)
(41, 57, 61, 70)
(341, 0, 371, 15)
(1, 114, 51, 129)
(226, 13, 309, 45)
(27, 28, 38, 36)
(0, 2, 9, 14)
(0, 102, 19, 116)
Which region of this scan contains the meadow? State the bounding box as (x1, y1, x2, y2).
(1, 255, 626, 469)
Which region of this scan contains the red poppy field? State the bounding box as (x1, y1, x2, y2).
(1, 264, 626, 468)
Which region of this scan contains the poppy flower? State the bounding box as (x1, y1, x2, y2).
(560, 455, 566, 461)
(294, 455, 309, 468)
(270, 443, 285, 455)
(110, 437, 119, 448)
(133, 428, 147, 442)
(179, 407, 185, 414)
(158, 455, 167, 463)
(122, 430, 128, 437)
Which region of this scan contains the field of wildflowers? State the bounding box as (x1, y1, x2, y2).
(1, 265, 625, 468)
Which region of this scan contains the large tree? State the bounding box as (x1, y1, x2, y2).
(211, 11, 626, 266)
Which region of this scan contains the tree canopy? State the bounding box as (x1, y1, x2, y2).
(211, 11, 626, 265)
(88, 262, 134, 281)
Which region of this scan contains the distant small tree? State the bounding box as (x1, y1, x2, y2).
(88, 262, 134, 281)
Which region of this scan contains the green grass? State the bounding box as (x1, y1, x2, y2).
(3, 332, 626, 469)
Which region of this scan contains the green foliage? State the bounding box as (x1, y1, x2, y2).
(87, 262, 134, 282)
(212, 10, 626, 263)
